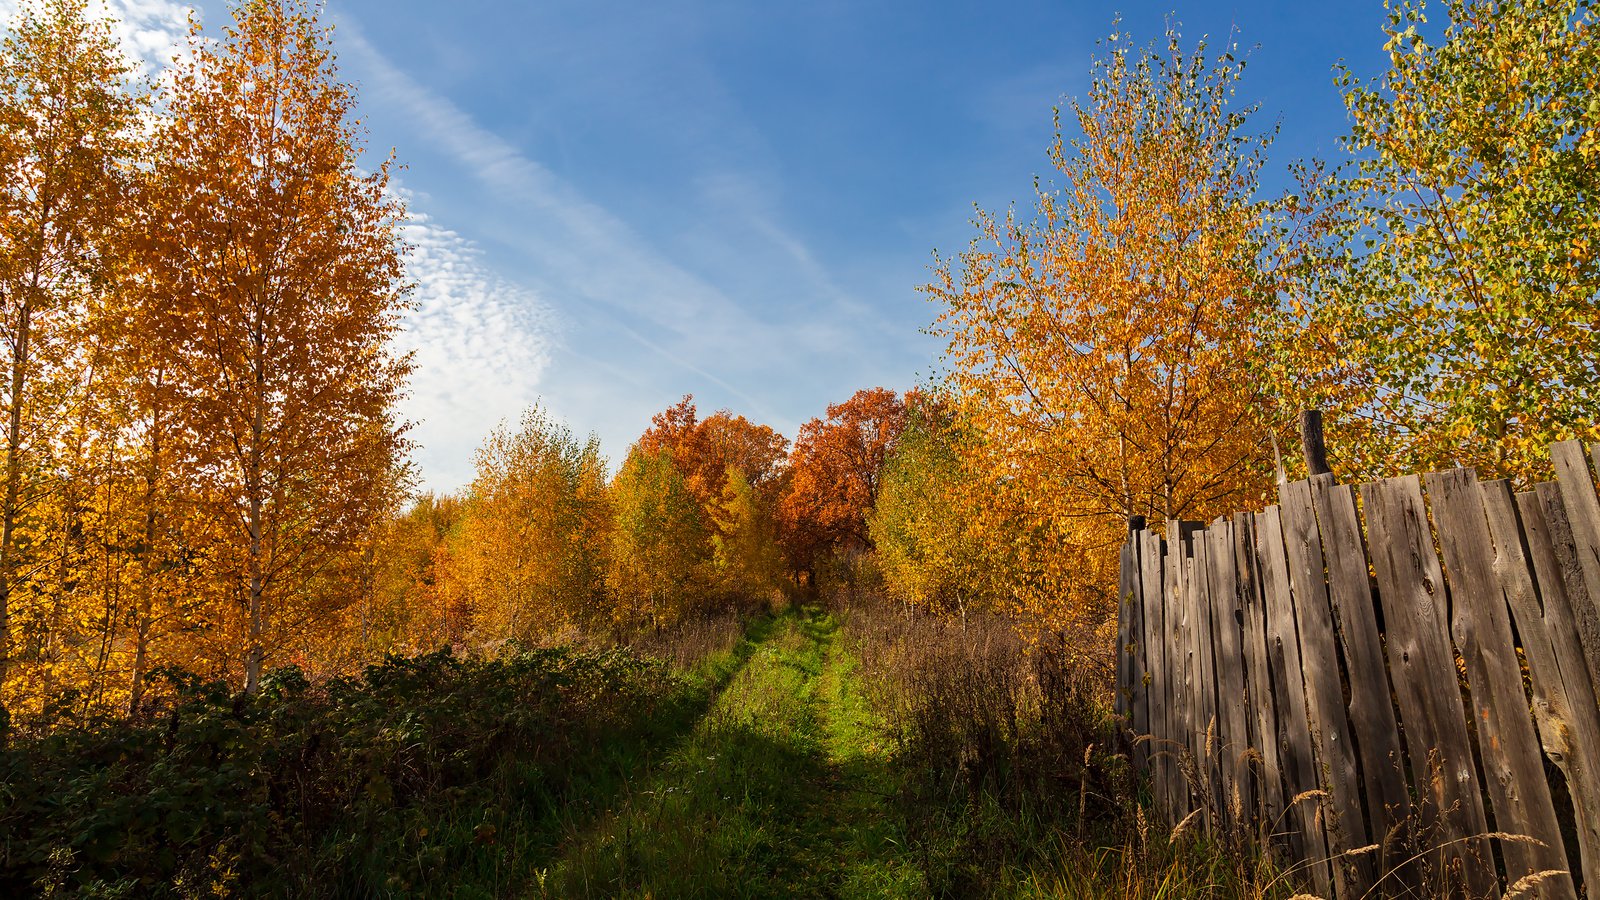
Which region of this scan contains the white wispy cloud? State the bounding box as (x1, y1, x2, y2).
(0, 0, 190, 71)
(339, 25, 795, 418)
(397, 215, 556, 491)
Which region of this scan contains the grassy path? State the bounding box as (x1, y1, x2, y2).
(534, 607, 921, 898)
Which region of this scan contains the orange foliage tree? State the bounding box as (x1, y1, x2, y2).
(636, 395, 789, 509)
(0, 0, 141, 721)
(924, 28, 1277, 631)
(441, 407, 608, 645)
(131, 0, 412, 693)
(778, 388, 908, 582)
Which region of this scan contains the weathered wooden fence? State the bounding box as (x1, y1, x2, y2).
(1116, 440, 1600, 900)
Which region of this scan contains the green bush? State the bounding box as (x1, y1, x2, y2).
(1, 646, 683, 897)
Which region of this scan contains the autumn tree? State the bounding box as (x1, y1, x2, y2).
(1272, 0, 1600, 483)
(444, 407, 608, 645)
(636, 395, 789, 509)
(606, 447, 709, 630)
(0, 0, 140, 722)
(131, 0, 412, 693)
(709, 466, 786, 606)
(778, 388, 907, 581)
(924, 28, 1277, 629)
(869, 396, 1007, 623)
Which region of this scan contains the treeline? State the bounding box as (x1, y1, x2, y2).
(358, 390, 909, 662)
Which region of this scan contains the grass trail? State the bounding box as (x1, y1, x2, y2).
(534, 607, 921, 898)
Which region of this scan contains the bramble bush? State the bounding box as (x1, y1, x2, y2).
(0, 645, 686, 897)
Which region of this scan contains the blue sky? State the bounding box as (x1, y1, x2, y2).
(11, 0, 1392, 489)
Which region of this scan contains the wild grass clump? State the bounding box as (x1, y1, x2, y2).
(0, 642, 705, 897)
(616, 608, 749, 675)
(842, 596, 1302, 899)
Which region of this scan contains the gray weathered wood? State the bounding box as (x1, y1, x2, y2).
(1116, 540, 1134, 727)
(1191, 537, 1224, 825)
(1255, 506, 1334, 897)
(1550, 442, 1600, 697)
(1279, 479, 1372, 899)
(1164, 520, 1191, 825)
(1427, 469, 1572, 897)
(1169, 521, 1204, 824)
(1361, 475, 1496, 898)
(1301, 409, 1331, 477)
(1139, 528, 1170, 817)
(1500, 484, 1600, 895)
(1207, 518, 1252, 832)
(1128, 530, 1150, 772)
(1308, 474, 1411, 858)
(1235, 511, 1284, 833)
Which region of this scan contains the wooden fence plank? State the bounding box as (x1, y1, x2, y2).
(1129, 531, 1150, 773)
(1427, 469, 1572, 898)
(1550, 442, 1600, 697)
(1139, 529, 1174, 821)
(1499, 483, 1600, 894)
(1256, 506, 1334, 897)
(1207, 519, 1252, 832)
(1117, 540, 1134, 728)
(1166, 520, 1195, 826)
(1235, 512, 1284, 832)
(1361, 475, 1496, 898)
(1280, 479, 1372, 899)
(1309, 474, 1411, 857)
(1174, 535, 1200, 825)
(1192, 537, 1224, 826)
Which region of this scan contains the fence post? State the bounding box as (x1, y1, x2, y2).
(1300, 409, 1331, 477)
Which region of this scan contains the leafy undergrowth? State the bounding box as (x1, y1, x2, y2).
(1, 614, 761, 899)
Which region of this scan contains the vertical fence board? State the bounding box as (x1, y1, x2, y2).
(1166, 521, 1195, 826)
(1510, 483, 1600, 890)
(1309, 474, 1411, 855)
(1117, 540, 1134, 727)
(1192, 538, 1224, 825)
(1130, 535, 1150, 772)
(1178, 546, 1201, 822)
(1207, 519, 1252, 831)
(1234, 512, 1284, 831)
(1256, 506, 1334, 897)
(1428, 469, 1573, 897)
(1361, 476, 1496, 898)
(1138, 529, 1168, 816)
(1551, 443, 1600, 697)
(1280, 480, 1372, 899)
(1498, 483, 1600, 894)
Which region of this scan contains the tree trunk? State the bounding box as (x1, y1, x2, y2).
(244, 319, 266, 696)
(0, 301, 32, 719)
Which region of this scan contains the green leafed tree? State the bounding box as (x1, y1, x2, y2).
(868, 399, 1002, 624)
(1279, 0, 1599, 483)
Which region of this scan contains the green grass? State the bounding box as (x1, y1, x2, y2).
(536, 607, 922, 899)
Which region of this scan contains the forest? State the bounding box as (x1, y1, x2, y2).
(0, 0, 1596, 896)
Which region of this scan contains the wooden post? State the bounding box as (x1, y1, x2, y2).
(1300, 410, 1331, 478)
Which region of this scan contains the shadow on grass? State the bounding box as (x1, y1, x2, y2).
(535, 608, 920, 899)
